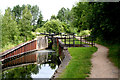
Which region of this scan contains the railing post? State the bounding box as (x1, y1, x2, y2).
(73, 33, 75, 47)
(85, 35, 86, 44)
(91, 35, 93, 47)
(93, 36, 95, 46)
(69, 34, 70, 47)
(65, 35, 66, 45)
(80, 36, 82, 46)
(61, 33, 62, 39)
(64, 35, 65, 45)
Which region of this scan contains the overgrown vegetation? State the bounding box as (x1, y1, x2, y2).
(0, 5, 44, 52)
(59, 47, 97, 78)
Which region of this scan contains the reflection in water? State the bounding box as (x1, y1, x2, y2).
(31, 64, 57, 78)
(2, 50, 60, 78)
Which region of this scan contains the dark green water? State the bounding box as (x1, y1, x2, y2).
(2, 50, 60, 79)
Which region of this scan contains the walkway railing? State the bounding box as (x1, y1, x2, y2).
(1, 40, 37, 63)
(38, 32, 95, 47)
(1, 36, 48, 64)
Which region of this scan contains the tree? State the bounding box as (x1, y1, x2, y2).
(50, 15, 57, 20)
(12, 5, 22, 23)
(72, 2, 120, 42)
(36, 11, 44, 30)
(0, 10, 2, 51)
(61, 22, 70, 33)
(71, 2, 90, 32)
(88, 2, 120, 42)
(57, 7, 66, 22)
(43, 20, 64, 33)
(12, 4, 40, 26)
(18, 6, 33, 42)
(57, 7, 72, 24)
(2, 8, 19, 47)
(31, 5, 39, 26)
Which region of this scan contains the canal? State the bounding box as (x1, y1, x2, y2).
(2, 49, 61, 79)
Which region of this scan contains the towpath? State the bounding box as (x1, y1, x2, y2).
(89, 43, 119, 78)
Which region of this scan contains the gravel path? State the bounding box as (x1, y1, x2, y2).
(89, 44, 119, 78)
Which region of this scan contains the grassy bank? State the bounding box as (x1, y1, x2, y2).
(59, 47, 97, 78)
(0, 43, 16, 53)
(0, 41, 23, 53)
(96, 40, 120, 68)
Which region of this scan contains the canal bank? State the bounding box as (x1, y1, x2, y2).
(50, 37, 97, 79)
(51, 47, 71, 79)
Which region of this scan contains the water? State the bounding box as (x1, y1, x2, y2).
(2, 49, 60, 79)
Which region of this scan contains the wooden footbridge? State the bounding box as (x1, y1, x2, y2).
(0, 33, 95, 66)
(0, 36, 48, 64)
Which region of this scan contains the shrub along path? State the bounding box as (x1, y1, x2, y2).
(89, 43, 119, 78)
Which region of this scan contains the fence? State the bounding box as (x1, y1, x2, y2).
(51, 33, 95, 47)
(38, 32, 95, 47)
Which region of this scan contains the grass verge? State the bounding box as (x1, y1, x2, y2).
(59, 47, 97, 78)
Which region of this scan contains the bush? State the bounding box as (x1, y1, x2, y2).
(35, 27, 46, 33)
(79, 30, 91, 36)
(43, 19, 64, 33)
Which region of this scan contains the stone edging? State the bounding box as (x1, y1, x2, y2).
(51, 47, 71, 79)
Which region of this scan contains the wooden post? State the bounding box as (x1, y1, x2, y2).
(92, 36, 93, 47)
(73, 33, 75, 47)
(57, 38, 59, 48)
(28, 43, 29, 51)
(93, 36, 95, 46)
(69, 34, 70, 47)
(61, 33, 62, 39)
(18, 48, 19, 54)
(59, 46, 61, 56)
(15, 49, 17, 55)
(64, 35, 66, 45)
(85, 35, 86, 44)
(24, 45, 26, 52)
(65, 35, 66, 45)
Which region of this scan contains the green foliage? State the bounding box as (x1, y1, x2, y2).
(2, 8, 19, 47)
(89, 2, 120, 42)
(0, 11, 2, 52)
(30, 5, 39, 26)
(79, 30, 91, 36)
(69, 27, 78, 34)
(43, 19, 64, 33)
(36, 11, 44, 29)
(71, 2, 91, 31)
(60, 47, 97, 78)
(50, 15, 57, 20)
(18, 6, 33, 42)
(108, 44, 120, 68)
(1, 43, 17, 52)
(57, 7, 72, 24)
(12, 4, 41, 26)
(2, 64, 37, 78)
(71, 2, 120, 42)
(35, 27, 46, 33)
(12, 5, 23, 23)
(61, 22, 70, 33)
(1, 5, 44, 52)
(57, 7, 66, 22)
